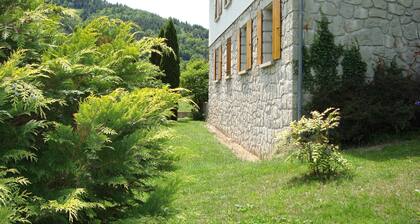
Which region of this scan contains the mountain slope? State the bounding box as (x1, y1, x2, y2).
(49, 0, 208, 61)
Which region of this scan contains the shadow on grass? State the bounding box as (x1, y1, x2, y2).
(345, 139, 420, 162)
(286, 172, 354, 187)
(138, 177, 181, 218)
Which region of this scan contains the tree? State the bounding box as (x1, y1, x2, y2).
(159, 19, 180, 89)
(306, 15, 342, 111)
(180, 59, 209, 120)
(150, 28, 164, 66)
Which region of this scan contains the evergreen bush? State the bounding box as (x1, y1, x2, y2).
(304, 15, 420, 144)
(0, 1, 186, 223)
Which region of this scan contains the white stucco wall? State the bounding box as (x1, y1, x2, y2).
(209, 0, 254, 45)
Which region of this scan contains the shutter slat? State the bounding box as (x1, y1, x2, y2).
(272, 0, 281, 60)
(257, 11, 263, 65)
(246, 19, 252, 70)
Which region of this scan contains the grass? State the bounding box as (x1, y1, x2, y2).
(126, 120, 420, 223)
(178, 101, 194, 113)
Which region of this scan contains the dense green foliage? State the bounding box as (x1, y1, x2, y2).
(279, 108, 351, 177)
(48, 0, 209, 61)
(305, 16, 342, 110)
(304, 16, 420, 144)
(0, 1, 185, 223)
(180, 59, 209, 120)
(159, 20, 181, 89)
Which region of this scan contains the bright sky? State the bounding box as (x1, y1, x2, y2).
(107, 0, 209, 28)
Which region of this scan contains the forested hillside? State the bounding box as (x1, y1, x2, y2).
(48, 0, 208, 61)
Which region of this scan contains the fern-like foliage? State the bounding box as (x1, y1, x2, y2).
(0, 167, 31, 224)
(278, 108, 351, 177)
(34, 88, 182, 222)
(41, 188, 104, 223)
(0, 1, 186, 223)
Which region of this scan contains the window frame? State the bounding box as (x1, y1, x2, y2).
(224, 0, 232, 8)
(237, 20, 252, 74)
(215, 0, 223, 21)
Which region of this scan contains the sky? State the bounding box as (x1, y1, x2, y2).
(107, 0, 209, 28)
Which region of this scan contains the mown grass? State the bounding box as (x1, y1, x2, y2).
(124, 120, 420, 223)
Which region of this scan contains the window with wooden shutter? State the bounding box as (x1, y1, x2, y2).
(272, 0, 282, 60)
(246, 19, 252, 70)
(258, 4, 274, 65)
(238, 27, 246, 72)
(218, 46, 223, 80)
(226, 38, 232, 76)
(213, 49, 217, 80)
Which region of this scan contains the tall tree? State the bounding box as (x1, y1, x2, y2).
(160, 19, 180, 89)
(150, 27, 164, 66)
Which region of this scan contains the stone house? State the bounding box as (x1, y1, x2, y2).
(208, 0, 420, 158)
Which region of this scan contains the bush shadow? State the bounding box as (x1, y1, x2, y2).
(137, 177, 181, 218)
(286, 172, 354, 187)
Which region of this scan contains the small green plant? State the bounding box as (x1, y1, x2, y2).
(278, 108, 351, 177)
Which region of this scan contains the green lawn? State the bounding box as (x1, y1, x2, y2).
(178, 101, 194, 113)
(126, 120, 420, 223)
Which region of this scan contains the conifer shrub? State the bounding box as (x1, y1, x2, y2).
(304, 15, 420, 144)
(278, 108, 351, 177)
(305, 15, 342, 111)
(0, 1, 187, 223)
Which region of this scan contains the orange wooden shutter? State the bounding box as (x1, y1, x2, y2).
(213, 49, 217, 80)
(272, 0, 282, 60)
(257, 11, 263, 65)
(226, 38, 232, 75)
(246, 19, 252, 70)
(237, 30, 241, 72)
(218, 46, 223, 80)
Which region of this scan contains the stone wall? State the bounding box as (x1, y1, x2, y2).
(208, 0, 299, 158)
(304, 0, 420, 75)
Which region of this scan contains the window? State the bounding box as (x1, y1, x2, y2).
(237, 20, 252, 73)
(226, 37, 232, 76)
(215, 0, 222, 21)
(224, 0, 232, 8)
(213, 46, 222, 81)
(257, 0, 282, 64)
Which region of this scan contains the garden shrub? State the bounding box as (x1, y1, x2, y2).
(278, 108, 351, 177)
(305, 15, 342, 111)
(180, 59, 209, 120)
(0, 1, 185, 223)
(304, 15, 420, 144)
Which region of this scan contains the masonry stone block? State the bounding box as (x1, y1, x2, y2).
(209, 0, 420, 157)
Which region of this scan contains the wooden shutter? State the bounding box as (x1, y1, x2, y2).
(237, 30, 241, 72)
(246, 19, 252, 70)
(226, 38, 232, 75)
(218, 46, 223, 80)
(272, 0, 282, 60)
(257, 11, 263, 65)
(213, 50, 217, 80)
